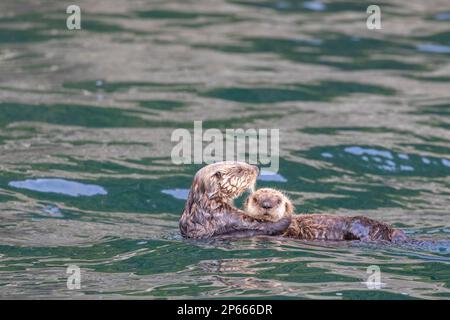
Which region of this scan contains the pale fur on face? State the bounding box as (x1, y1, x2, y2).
(244, 188, 294, 222)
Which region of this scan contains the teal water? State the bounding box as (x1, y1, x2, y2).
(0, 0, 449, 299)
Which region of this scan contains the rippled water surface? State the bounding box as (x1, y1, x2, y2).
(0, 0, 449, 299)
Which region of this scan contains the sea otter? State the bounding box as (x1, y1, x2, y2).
(179, 162, 292, 239)
(244, 188, 408, 242)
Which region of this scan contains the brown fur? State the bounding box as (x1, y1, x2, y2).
(244, 188, 408, 242)
(179, 162, 292, 239)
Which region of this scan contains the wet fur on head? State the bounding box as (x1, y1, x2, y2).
(187, 161, 259, 207)
(244, 188, 294, 222)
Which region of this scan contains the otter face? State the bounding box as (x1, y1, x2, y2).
(244, 188, 293, 222)
(193, 161, 259, 200)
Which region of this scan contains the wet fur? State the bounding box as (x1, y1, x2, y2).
(285, 214, 407, 241)
(244, 188, 407, 242)
(179, 162, 292, 239)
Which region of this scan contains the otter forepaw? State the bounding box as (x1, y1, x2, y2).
(267, 216, 292, 235)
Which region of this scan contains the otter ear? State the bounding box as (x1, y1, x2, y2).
(285, 200, 294, 214)
(213, 171, 222, 179)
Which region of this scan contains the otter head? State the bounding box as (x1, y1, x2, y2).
(191, 161, 259, 202)
(244, 188, 294, 222)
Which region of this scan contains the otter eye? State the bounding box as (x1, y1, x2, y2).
(214, 171, 222, 179)
(277, 199, 282, 204)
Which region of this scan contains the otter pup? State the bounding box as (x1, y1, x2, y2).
(244, 188, 408, 242)
(179, 162, 292, 239)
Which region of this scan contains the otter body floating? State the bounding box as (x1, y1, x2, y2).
(179, 162, 291, 239)
(244, 188, 407, 242)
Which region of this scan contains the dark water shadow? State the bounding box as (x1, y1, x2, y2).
(202, 81, 395, 103)
(196, 34, 427, 71)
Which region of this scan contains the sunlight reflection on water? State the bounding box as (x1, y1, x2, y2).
(8, 179, 107, 197)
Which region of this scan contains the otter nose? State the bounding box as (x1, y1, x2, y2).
(261, 201, 273, 209)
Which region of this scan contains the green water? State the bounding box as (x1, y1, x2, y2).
(0, 0, 449, 299)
